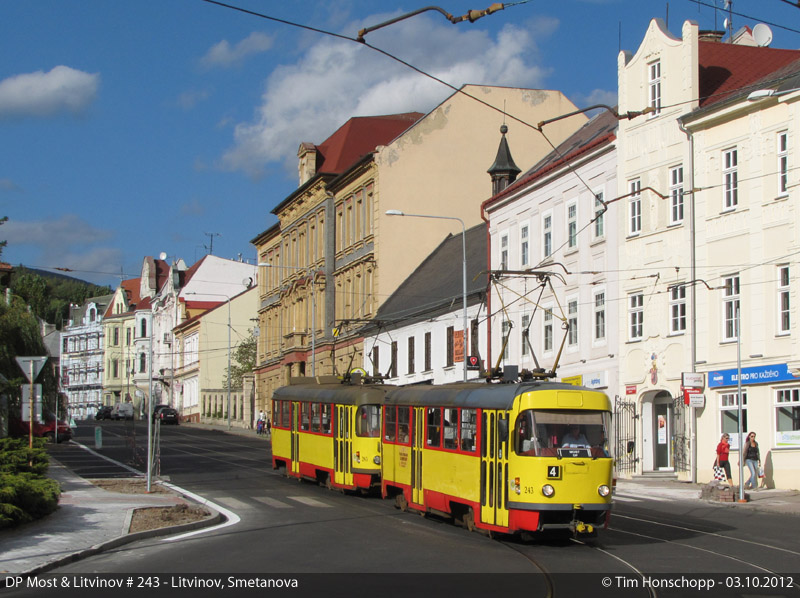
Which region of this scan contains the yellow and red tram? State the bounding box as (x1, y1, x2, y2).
(381, 381, 613, 536)
(271, 376, 391, 492)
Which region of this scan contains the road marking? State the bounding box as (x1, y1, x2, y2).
(214, 496, 254, 510)
(252, 496, 292, 508)
(288, 496, 332, 508)
(612, 495, 640, 503)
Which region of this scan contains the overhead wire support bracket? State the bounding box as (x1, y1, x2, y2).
(357, 3, 507, 42)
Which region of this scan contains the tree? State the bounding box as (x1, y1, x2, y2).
(0, 215, 7, 259)
(223, 331, 257, 391)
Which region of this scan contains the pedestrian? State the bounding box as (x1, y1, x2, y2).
(715, 433, 733, 488)
(257, 410, 265, 435)
(266, 419, 271, 437)
(743, 431, 761, 490)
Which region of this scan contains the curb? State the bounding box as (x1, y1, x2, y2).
(19, 508, 224, 578)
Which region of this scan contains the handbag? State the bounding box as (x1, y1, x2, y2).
(713, 465, 726, 481)
(758, 466, 765, 478)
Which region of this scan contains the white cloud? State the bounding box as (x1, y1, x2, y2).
(177, 89, 210, 110)
(219, 13, 555, 178)
(0, 66, 99, 119)
(0, 178, 23, 193)
(570, 88, 618, 110)
(201, 32, 274, 69)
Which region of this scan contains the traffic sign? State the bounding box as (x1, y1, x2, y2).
(16, 356, 48, 383)
(21, 385, 43, 423)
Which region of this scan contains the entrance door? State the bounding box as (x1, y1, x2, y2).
(290, 402, 301, 476)
(480, 410, 509, 528)
(410, 407, 425, 507)
(334, 405, 353, 486)
(653, 401, 671, 470)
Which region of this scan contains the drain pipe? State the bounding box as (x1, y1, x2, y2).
(480, 198, 493, 374)
(678, 116, 698, 485)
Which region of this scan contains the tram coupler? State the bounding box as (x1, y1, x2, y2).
(572, 521, 597, 538)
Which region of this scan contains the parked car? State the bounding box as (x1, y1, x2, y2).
(95, 405, 113, 420)
(154, 407, 179, 425)
(111, 402, 134, 420)
(10, 413, 72, 443)
(151, 404, 169, 422)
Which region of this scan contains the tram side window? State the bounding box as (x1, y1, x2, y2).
(300, 403, 310, 431)
(357, 405, 381, 437)
(398, 406, 410, 444)
(460, 408, 477, 452)
(272, 401, 280, 428)
(443, 408, 458, 449)
(311, 403, 321, 433)
(281, 401, 291, 429)
(427, 407, 441, 447)
(321, 404, 332, 434)
(385, 406, 397, 442)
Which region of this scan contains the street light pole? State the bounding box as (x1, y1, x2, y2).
(386, 210, 468, 382)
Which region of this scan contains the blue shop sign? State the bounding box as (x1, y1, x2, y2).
(708, 363, 799, 388)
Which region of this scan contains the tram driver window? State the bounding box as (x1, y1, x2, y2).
(427, 407, 441, 447)
(357, 405, 381, 438)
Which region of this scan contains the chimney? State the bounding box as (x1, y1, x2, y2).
(297, 142, 317, 186)
(699, 30, 725, 43)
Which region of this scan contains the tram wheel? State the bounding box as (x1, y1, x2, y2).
(394, 493, 408, 512)
(463, 508, 476, 532)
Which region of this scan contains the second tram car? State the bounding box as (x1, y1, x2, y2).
(271, 376, 391, 491)
(382, 381, 612, 536)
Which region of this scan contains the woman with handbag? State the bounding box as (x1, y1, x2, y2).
(743, 432, 761, 490)
(715, 433, 733, 488)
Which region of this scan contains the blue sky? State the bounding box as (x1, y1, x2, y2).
(1, 0, 798, 287)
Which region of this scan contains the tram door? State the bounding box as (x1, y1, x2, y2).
(290, 402, 301, 476)
(480, 410, 509, 528)
(334, 405, 353, 486)
(410, 407, 425, 507)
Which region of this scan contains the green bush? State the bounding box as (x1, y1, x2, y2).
(0, 438, 60, 529)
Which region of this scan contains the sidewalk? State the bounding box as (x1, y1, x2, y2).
(0, 461, 221, 576)
(615, 477, 800, 516)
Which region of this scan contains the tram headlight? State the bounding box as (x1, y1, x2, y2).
(598, 484, 611, 497)
(542, 484, 555, 498)
(373, 455, 381, 465)
(354, 452, 361, 463)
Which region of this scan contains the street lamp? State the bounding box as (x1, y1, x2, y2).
(186, 292, 231, 430)
(257, 263, 318, 377)
(386, 209, 468, 382)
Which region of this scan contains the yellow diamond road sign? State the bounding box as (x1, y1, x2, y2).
(16, 356, 48, 383)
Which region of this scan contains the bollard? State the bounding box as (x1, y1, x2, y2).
(94, 426, 102, 449)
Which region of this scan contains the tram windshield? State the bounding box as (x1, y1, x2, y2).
(514, 410, 610, 458)
(356, 405, 381, 437)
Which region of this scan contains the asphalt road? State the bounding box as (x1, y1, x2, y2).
(30, 421, 800, 598)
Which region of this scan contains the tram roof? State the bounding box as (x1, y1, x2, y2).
(384, 381, 602, 410)
(273, 379, 394, 406)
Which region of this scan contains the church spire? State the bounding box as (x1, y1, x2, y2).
(487, 124, 521, 195)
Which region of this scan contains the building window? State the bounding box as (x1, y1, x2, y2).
(567, 298, 578, 347)
(371, 345, 380, 378)
(670, 165, 684, 224)
(543, 307, 553, 353)
(140, 318, 147, 339)
(720, 391, 747, 448)
(778, 131, 788, 196)
(407, 336, 415, 375)
(112, 359, 119, 378)
(776, 388, 800, 448)
(778, 266, 790, 335)
(593, 192, 605, 239)
(390, 341, 398, 378)
(670, 285, 686, 334)
(139, 353, 147, 374)
(542, 213, 552, 258)
(723, 275, 740, 341)
(593, 290, 606, 343)
(629, 293, 643, 341)
(500, 234, 508, 270)
(567, 201, 577, 249)
(723, 148, 738, 210)
(520, 223, 529, 267)
(648, 60, 661, 116)
(113, 327, 120, 346)
(501, 320, 511, 360)
(629, 179, 641, 235)
(424, 332, 432, 371)
(126, 328, 131, 346)
(446, 326, 454, 367)
(521, 313, 530, 357)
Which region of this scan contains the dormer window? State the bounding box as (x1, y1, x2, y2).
(649, 60, 662, 116)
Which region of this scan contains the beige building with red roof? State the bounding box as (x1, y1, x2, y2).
(253, 85, 586, 416)
(616, 18, 800, 488)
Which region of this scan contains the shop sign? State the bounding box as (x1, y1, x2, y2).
(625, 385, 637, 395)
(708, 363, 799, 388)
